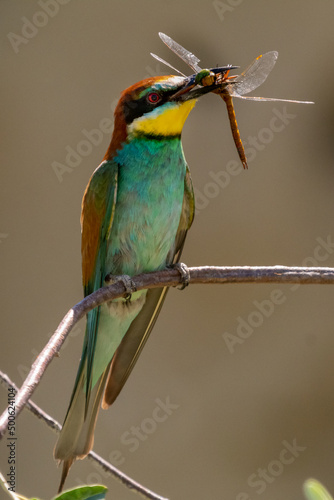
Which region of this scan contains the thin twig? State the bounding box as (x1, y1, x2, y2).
(0, 371, 168, 500)
(1, 265, 334, 439)
(0, 371, 61, 433)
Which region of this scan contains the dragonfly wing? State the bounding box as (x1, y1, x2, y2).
(150, 53, 186, 76)
(233, 95, 314, 104)
(159, 32, 202, 73)
(231, 51, 278, 96)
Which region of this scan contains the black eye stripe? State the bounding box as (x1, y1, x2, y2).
(123, 88, 178, 124)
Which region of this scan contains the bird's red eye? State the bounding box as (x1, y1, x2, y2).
(147, 92, 161, 104)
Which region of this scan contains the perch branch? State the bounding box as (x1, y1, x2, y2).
(1, 265, 334, 439)
(1, 265, 334, 498)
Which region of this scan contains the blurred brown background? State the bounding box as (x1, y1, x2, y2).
(1, 1, 334, 499)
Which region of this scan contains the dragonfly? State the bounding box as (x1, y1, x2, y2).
(151, 33, 313, 169)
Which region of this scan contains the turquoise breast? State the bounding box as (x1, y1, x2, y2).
(107, 137, 187, 276)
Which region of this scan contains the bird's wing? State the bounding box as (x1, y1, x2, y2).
(81, 160, 118, 297)
(71, 160, 118, 408)
(103, 165, 195, 407)
(168, 164, 195, 264)
(54, 161, 118, 486)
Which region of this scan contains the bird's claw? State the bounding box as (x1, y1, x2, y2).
(172, 262, 190, 290)
(105, 273, 137, 301)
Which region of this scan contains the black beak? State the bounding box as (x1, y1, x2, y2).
(171, 65, 239, 102)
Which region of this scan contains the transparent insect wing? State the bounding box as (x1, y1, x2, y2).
(158, 32, 202, 73)
(230, 95, 314, 103)
(150, 53, 186, 76)
(231, 51, 278, 96)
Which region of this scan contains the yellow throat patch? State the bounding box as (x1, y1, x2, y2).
(128, 99, 196, 137)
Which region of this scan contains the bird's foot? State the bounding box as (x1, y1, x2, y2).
(105, 273, 137, 301)
(171, 262, 190, 290)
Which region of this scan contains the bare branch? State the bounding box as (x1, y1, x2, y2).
(0, 371, 61, 434)
(0, 371, 168, 500)
(1, 264, 333, 439)
(1, 265, 334, 499)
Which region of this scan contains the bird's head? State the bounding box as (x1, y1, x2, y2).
(104, 71, 230, 159)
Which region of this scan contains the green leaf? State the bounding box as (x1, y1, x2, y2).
(52, 485, 107, 500)
(303, 479, 333, 500)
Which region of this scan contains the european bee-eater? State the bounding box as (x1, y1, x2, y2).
(54, 67, 231, 492)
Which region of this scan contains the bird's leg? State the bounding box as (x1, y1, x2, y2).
(105, 273, 137, 301)
(170, 262, 191, 290)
